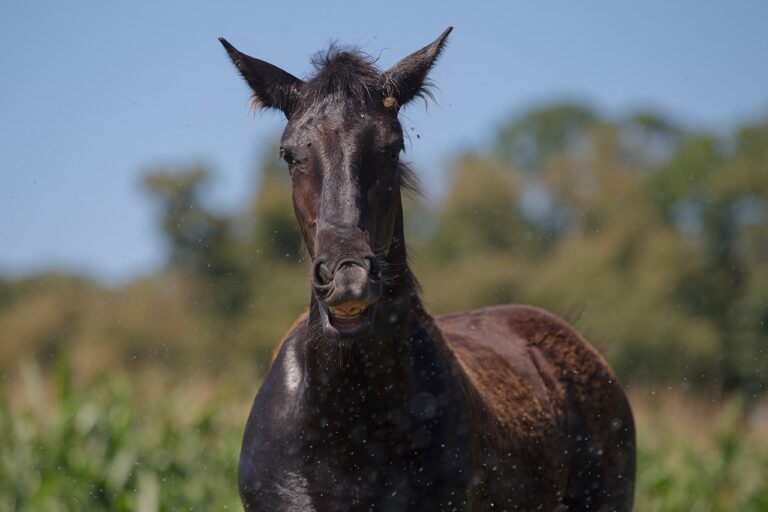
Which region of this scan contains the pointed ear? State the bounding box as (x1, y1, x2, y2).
(383, 27, 453, 107)
(219, 38, 304, 118)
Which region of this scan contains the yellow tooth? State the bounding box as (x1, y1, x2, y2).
(330, 302, 367, 319)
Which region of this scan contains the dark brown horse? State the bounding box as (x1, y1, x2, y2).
(220, 28, 635, 511)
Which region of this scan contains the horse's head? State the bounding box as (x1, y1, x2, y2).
(221, 28, 451, 339)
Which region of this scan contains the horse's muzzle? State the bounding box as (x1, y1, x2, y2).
(312, 258, 381, 338)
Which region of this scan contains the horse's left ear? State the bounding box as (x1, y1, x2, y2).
(383, 27, 453, 107)
(219, 37, 304, 118)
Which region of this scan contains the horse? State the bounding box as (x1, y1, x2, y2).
(220, 27, 636, 511)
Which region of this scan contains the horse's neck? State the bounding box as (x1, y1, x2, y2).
(300, 206, 433, 420)
(302, 289, 424, 414)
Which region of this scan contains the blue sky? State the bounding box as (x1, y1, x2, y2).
(2, 1, 767, 283)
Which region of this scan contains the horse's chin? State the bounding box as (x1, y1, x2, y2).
(318, 301, 378, 340)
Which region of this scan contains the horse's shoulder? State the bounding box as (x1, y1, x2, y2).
(270, 310, 310, 363)
(241, 314, 309, 492)
(246, 312, 309, 439)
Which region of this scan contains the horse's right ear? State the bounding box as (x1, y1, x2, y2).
(219, 38, 304, 118)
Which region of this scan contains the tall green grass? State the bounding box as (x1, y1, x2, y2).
(633, 392, 768, 511)
(1, 361, 244, 511)
(2, 362, 767, 511)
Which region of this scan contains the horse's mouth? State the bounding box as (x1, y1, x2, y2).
(320, 300, 377, 338)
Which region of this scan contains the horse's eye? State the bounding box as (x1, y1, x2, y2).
(280, 148, 295, 168)
(386, 147, 401, 161)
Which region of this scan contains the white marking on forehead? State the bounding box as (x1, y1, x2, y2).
(338, 142, 359, 225)
(318, 137, 361, 228)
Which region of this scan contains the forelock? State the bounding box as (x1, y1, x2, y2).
(303, 44, 384, 106)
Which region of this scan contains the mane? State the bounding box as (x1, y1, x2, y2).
(398, 161, 422, 196)
(304, 44, 384, 106)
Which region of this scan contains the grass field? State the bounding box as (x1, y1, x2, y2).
(2, 360, 767, 511)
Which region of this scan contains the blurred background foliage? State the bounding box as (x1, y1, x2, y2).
(2, 102, 767, 509)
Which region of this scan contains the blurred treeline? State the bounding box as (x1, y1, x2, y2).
(1, 102, 766, 398)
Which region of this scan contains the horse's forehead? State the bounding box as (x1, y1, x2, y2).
(284, 97, 392, 143)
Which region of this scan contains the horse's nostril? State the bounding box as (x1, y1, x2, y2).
(313, 261, 333, 286)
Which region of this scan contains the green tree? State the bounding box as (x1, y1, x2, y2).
(647, 117, 768, 394)
(428, 154, 533, 262)
(143, 167, 249, 317)
(494, 102, 598, 171)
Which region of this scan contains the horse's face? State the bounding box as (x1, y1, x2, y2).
(221, 28, 452, 339)
(280, 96, 403, 337)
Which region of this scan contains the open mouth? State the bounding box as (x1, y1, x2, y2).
(320, 300, 377, 337)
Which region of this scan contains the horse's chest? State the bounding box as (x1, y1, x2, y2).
(244, 452, 469, 512)
(240, 408, 471, 511)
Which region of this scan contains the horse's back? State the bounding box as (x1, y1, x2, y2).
(436, 304, 636, 511)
